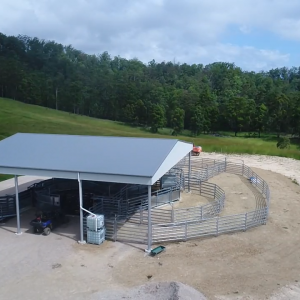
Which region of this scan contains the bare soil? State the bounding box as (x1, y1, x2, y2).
(108, 168, 300, 300)
(209, 173, 258, 215)
(173, 192, 208, 208)
(1, 155, 300, 299)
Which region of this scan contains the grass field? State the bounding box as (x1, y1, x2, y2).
(0, 174, 14, 181)
(0, 97, 300, 162)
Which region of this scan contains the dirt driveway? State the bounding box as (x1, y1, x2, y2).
(1, 164, 300, 299)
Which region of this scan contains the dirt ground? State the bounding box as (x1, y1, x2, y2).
(173, 192, 208, 208)
(209, 173, 258, 215)
(1, 155, 300, 299)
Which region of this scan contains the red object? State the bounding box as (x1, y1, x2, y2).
(191, 145, 202, 156)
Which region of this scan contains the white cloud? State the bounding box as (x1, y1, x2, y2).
(275, 18, 300, 41)
(0, 0, 298, 70)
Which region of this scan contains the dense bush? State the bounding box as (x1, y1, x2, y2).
(277, 137, 291, 149)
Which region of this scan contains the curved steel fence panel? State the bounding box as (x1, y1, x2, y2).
(151, 157, 270, 244)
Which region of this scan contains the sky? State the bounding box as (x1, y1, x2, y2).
(1, 0, 300, 72)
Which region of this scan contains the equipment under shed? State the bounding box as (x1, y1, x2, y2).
(0, 133, 193, 251)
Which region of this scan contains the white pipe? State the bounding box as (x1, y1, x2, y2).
(81, 206, 96, 217)
(78, 172, 96, 244)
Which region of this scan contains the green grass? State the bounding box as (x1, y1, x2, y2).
(0, 96, 300, 182)
(0, 98, 158, 139)
(0, 174, 14, 181)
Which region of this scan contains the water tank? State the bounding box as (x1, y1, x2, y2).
(87, 214, 104, 231)
(87, 228, 105, 245)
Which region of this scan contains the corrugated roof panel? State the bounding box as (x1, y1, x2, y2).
(0, 133, 185, 178)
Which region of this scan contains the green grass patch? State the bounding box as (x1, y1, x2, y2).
(0, 97, 300, 182)
(0, 174, 14, 181)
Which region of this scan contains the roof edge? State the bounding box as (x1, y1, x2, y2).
(9, 132, 183, 143)
(0, 166, 152, 185)
(151, 140, 192, 184)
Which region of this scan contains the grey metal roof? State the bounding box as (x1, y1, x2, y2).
(0, 133, 192, 185)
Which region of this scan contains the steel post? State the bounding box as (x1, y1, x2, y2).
(78, 173, 86, 244)
(146, 185, 152, 253)
(15, 176, 22, 235)
(114, 215, 117, 242)
(171, 203, 174, 222)
(188, 151, 191, 192)
(140, 206, 143, 224)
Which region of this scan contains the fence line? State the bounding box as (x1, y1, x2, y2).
(150, 157, 269, 244)
(1, 156, 269, 244)
(100, 157, 270, 244)
(152, 208, 268, 243)
(0, 189, 33, 221)
(173, 181, 225, 222)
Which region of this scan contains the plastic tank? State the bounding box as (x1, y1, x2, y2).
(87, 228, 105, 245)
(87, 214, 104, 231)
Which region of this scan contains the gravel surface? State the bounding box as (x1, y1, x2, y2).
(1, 154, 300, 299)
(91, 281, 207, 300)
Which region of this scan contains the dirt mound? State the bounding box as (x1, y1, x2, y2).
(92, 281, 207, 300)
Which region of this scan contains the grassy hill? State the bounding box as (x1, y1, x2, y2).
(0, 97, 300, 162)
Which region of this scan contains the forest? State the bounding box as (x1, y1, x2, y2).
(1, 32, 300, 138)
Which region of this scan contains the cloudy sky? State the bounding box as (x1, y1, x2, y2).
(1, 0, 300, 71)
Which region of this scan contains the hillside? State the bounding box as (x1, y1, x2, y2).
(0, 98, 300, 161)
(0, 97, 157, 140)
(1, 32, 300, 142)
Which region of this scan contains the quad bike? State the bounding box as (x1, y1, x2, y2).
(30, 210, 69, 236)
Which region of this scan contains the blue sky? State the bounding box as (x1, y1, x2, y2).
(0, 0, 299, 72)
(223, 25, 300, 68)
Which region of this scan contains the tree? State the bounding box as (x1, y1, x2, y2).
(225, 96, 248, 136)
(149, 104, 166, 133)
(243, 99, 256, 133)
(253, 103, 268, 137)
(190, 106, 205, 136)
(170, 108, 185, 135)
(266, 91, 289, 137)
(1, 30, 300, 140)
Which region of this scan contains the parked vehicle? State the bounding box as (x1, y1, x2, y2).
(30, 210, 69, 235)
(191, 144, 202, 156)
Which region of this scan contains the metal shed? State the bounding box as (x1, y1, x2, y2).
(0, 133, 193, 251)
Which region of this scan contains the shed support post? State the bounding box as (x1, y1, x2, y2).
(188, 151, 191, 192)
(146, 185, 152, 253)
(15, 175, 22, 235)
(78, 173, 86, 244)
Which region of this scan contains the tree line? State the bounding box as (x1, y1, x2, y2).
(1, 32, 300, 138)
